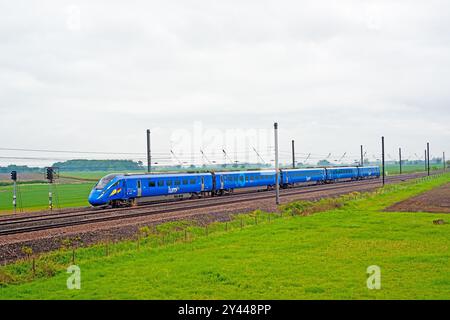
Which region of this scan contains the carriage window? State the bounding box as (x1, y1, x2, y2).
(183, 179, 188, 185)
(189, 179, 196, 184)
(149, 181, 156, 187)
(174, 180, 181, 186)
(167, 180, 173, 186)
(158, 180, 164, 187)
(234, 176, 238, 182)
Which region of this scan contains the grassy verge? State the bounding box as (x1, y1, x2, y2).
(0, 173, 449, 299)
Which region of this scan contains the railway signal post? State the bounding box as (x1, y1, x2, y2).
(274, 122, 280, 205)
(427, 142, 430, 176)
(381, 136, 385, 186)
(399, 147, 402, 175)
(46, 167, 54, 211)
(11, 171, 17, 213)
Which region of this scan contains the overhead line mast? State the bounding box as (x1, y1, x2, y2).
(147, 129, 151, 173)
(274, 122, 280, 205)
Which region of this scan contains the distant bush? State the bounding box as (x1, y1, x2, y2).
(0, 165, 42, 174)
(52, 159, 145, 172)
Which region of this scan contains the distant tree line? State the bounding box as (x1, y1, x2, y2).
(52, 160, 145, 172)
(0, 160, 145, 173)
(0, 165, 42, 173)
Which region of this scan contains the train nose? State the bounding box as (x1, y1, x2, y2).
(88, 189, 107, 206)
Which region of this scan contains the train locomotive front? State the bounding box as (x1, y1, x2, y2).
(88, 174, 125, 206)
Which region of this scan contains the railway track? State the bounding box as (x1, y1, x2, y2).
(0, 171, 441, 236)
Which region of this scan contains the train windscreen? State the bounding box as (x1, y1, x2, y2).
(95, 174, 117, 190)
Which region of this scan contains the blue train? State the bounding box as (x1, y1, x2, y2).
(88, 166, 380, 207)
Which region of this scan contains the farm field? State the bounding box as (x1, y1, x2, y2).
(0, 173, 449, 299)
(384, 164, 438, 175)
(0, 183, 94, 213)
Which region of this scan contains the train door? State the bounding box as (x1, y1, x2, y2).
(122, 179, 127, 195)
(137, 180, 142, 197)
(201, 177, 205, 192)
(220, 175, 224, 189)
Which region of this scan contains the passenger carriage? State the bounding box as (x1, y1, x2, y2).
(357, 166, 380, 179)
(213, 170, 277, 195)
(280, 168, 326, 187)
(325, 167, 359, 182)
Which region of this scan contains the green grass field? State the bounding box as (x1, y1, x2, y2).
(384, 164, 440, 175)
(0, 173, 448, 299)
(0, 183, 94, 213)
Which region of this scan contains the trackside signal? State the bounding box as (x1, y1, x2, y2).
(11, 171, 17, 181)
(46, 167, 54, 182)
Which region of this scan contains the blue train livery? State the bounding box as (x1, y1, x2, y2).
(281, 168, 326, 187)
(325, 167, 359, 181)
(213, 170, 277, 195)
(357, 166, 380, 179)
(88, 166, 380, 207)
(89, 172, 213, 207)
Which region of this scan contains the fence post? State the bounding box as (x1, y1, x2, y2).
(32, 257, 36, 278)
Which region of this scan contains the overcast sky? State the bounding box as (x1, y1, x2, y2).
(0, 0, 449, 166)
